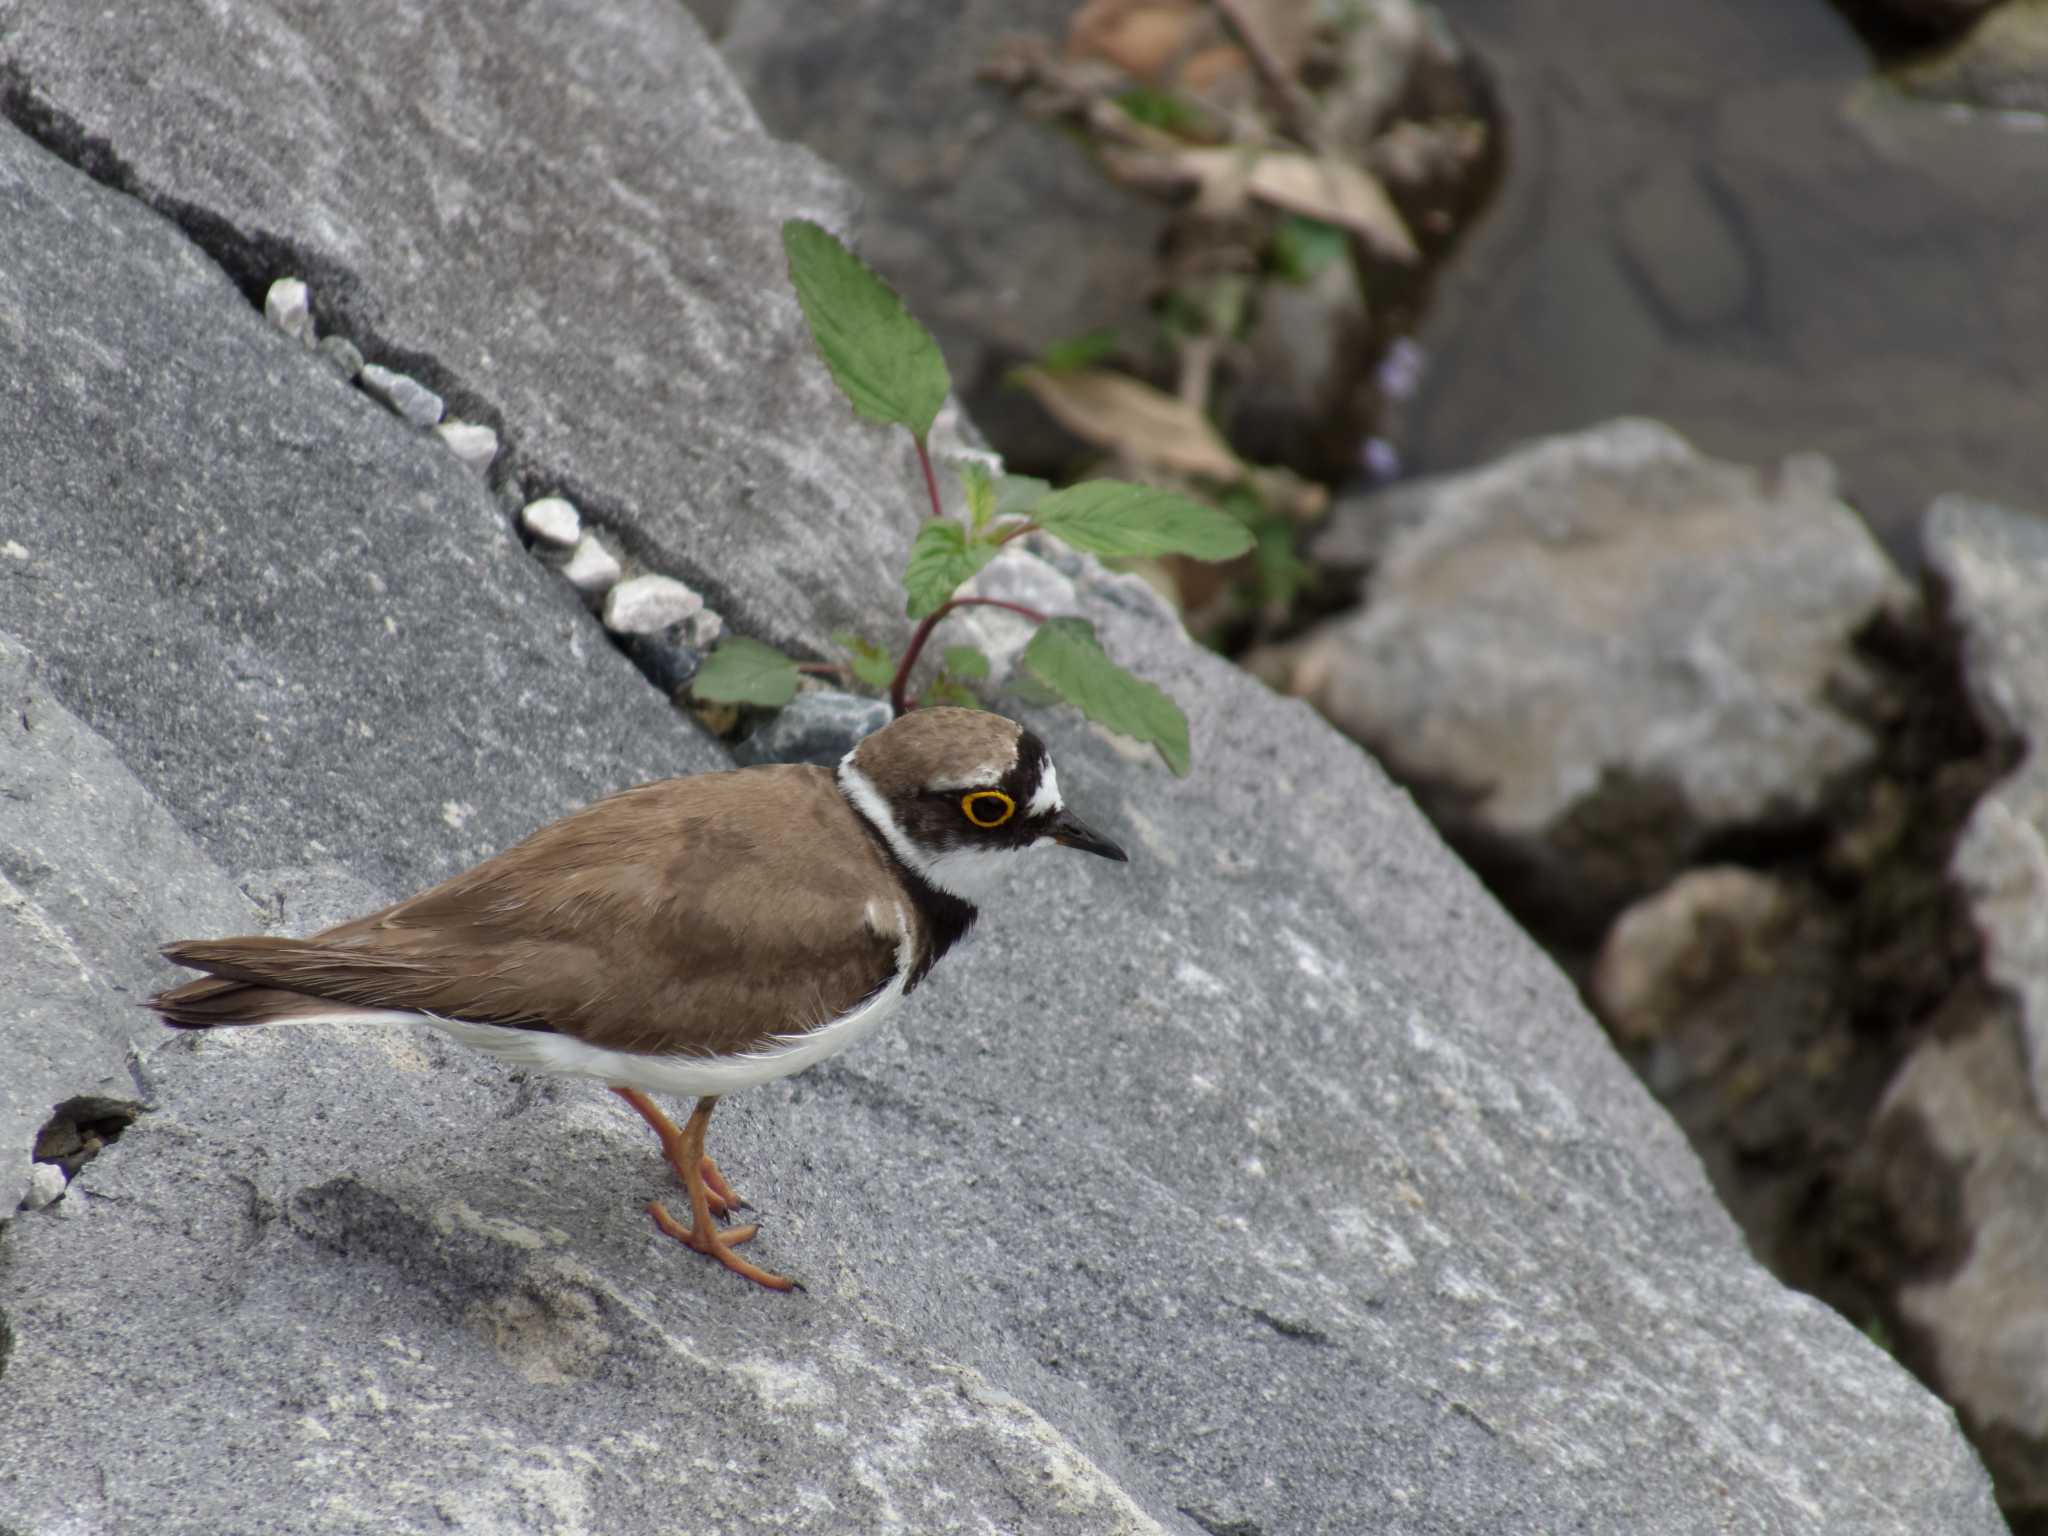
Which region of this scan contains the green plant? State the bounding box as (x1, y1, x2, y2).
(692, 220, 1253, 775)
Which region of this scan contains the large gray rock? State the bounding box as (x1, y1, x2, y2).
(0, 120, 717, 899)
(1289, 420, 1915, 943)
(0, 0, 920, 659)
(0, 633, 257, 1213)
(1855, 495, 2048, 1523)
(0, 21, 2008, 1536)
(1932, 496, 2048, 1117)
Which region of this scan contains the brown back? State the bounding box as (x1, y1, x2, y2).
(154, 765, 912, 1058)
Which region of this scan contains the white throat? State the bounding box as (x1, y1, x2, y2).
(838, 758, 1029, 904)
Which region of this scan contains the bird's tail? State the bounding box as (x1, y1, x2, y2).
(148, 937, 390, 1029)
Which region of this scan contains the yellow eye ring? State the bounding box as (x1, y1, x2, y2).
(961, 790, 1015, 829)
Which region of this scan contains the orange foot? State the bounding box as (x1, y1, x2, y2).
(610, 1085, 792, 1291)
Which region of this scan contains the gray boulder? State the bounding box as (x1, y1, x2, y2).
(0, 633, 259, 1213)
(1849, 495, 2048, 1525)
(1899, 0, 2048, 110)
(1289, 420, 1915, 943)
(0, 9, 2008, 1536)
(0, 0, 923, 659)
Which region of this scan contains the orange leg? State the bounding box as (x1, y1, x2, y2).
(610, 1088, 792, 1292)
(610, 1085, 747, 1213)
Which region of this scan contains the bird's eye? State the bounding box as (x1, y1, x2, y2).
(960, 790, 1015, 829)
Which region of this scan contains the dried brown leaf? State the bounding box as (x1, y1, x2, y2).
(1014, 366, 1242, 480)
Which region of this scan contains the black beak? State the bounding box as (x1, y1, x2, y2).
(1048, 807, 1128, 863)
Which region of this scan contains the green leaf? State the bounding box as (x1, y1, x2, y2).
(1037, 326, 1120, 374)
(692, 636, 800, 707)
(1253, 518, 1310, 608)
(942, 644, 990, 681)
(1114, 86, 1206, 136)
(922, 676, 979, 708)
(961, 462, 996, 532)
(994, 474, 1051, 522)
(1030, 482, 1254, 562)
(1270, 215, 1350, 284)
(1003, 670, 1062, 708)
(1022, 617, 1190, 776)
(904, 520, 998, 620)
(832, 631, 898, 690)
(782, 219, 951, 441)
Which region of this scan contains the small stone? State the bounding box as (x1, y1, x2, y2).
(435, 420, 499, 474)
(22, 1161, 67, 1211)
(263, 276, 315, 345)
(562, 532, 622, 595)
(520, 496, 582, 549)
(683, 607, 724, 649)
(603, 574, 704, 636)
(3, 539, 29, 561)
(733, 690, 894, 768)
(317, 335, 364, 380)
(359, 363, 445, 429)
(624, 631, 704, 696)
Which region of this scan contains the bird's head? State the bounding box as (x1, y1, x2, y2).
(837, 707, 1127, 902)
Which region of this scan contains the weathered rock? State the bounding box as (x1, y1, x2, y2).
(1850, 494, 2048, 1522)
(0, 24, 2010, 1536)
(0, 117, 718, 904)
(1930, 495, 2048, 1116)
(1292, 420, 1915, 943)
(0, 0, 927, 658)
(732, 688, 894, 767)
(20, 1160, 66, 1210)
(359, 362, 446, 429)
(262, 275, 314, 344)
(1898, 0, 2048, 111)
(1863, 993, 2048, 1525)
(1592, 865, 1796, 1046)
(519, 494, 582, 549)
(315, 333, 363, 380)
(562, 529, 623, 594)
(0, 630, 254, 1213)
(602, 572, 705, 636)
(434, 418, 498, 474)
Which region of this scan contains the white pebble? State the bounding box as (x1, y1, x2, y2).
(2, 539, 28, 561)
(23, 1161, 66, 1210)
(520, 496, 582, 548)
(603, 574, 705, 636)
(683, 607, 725, 649)
(359, 364, 445, 429)
(562, 532, 622, 595)
(435, 420, 499, 474)
(263, 277, 315, 345)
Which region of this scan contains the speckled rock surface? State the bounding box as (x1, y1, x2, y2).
(1291, 419, 1916, 942)
(0, 633, 255, 1214)
(1860, 494, 2048, 1524)
(0, 0, 926, 659)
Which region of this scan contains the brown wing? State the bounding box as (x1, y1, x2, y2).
(151, 765, 911, 1058)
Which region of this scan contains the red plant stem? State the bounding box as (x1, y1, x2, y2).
(889, 596, 1048, 716)
(913, 434, 944, 522)
(993, 520, 1039, 546)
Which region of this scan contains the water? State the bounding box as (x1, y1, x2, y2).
(1407, 0, 2048, 560)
